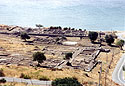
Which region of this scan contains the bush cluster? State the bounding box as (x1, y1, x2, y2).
(52, 77, 82, 86)
(0, 78, 6, 83)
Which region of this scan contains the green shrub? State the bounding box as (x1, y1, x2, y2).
(20, 73, 31, 79)
(39, 76, 50, 81)
(0, 69, 5, 77)
(64, 53, 73, 60)
(52, 77, 82, 86)
(102, 69, 105, 72)
(105, 35, 114, 45)
(123, 65, 125, 71)
(116, 39, 124, 50)
(88, 31, 98, 43)
(20, 32, 30, 41)
(88, 81, 94, 85)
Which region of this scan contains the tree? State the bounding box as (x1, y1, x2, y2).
(105, 35, 114, 45)
(33, 52, 46, 66)
(116, 39, 124, 50)
(88, 31, 98, 43)
(36, 24, 43, 29)
(20, 32, 30, 41)
(52, 77, 82, 86)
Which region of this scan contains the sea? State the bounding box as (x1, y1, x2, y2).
(0, 0, 125, 31)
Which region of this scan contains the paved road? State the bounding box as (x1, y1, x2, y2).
(0, 77, 52, 86)
(112, 54, 125, 85)
(116, 32, 125, 40)
(112, 32, 125, 85)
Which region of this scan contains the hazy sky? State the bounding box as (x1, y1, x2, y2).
(0, 0, 124, 30)
(0, 0, 124, 8)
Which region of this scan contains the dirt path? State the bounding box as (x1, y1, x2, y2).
(0, 77, 52, 86)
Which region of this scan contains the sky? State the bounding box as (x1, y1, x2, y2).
(0, 0, 125, 30)
(0, 0, 124, 8)
(0, 0, 124, 9)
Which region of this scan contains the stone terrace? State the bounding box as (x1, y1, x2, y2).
(40, 45, 101, 72)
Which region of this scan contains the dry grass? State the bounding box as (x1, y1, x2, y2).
(0, 33, 123, 86)
(0, 34, 45, 57)
(0, 47, 122, 86)
(0, 82, 37, 86)
(0, 65, 85, 82)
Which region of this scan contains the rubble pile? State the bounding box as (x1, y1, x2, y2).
(33, 36, 67, 44)
(40, 45, 101, 72)
(30, 28, 87, 37)
(71, 46, 101, 71)
(0, 25, 88, 37)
